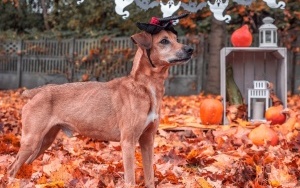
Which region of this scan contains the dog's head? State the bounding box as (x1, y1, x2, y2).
(131, 30, 193, 67)
(131, 13, 193, 67)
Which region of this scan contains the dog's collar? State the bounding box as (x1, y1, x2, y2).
(146, 49, 155, 68)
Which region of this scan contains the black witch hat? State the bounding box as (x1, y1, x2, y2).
(136, 12, 190, 35)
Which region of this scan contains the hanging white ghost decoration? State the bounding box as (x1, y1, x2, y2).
(113, 0, 286, 23)
(114, 0, 134, 19)
(134, 0, 159, 11)
(180, 1, 207, 13)
(160, 0, 181, 24)
(263, 0, 285, 9)
(207, 0, 231, 23)
(233, 0, 255, 6)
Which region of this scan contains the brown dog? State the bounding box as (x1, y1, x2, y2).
(8, 28, 193, 187)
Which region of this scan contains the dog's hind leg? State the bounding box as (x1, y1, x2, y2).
(8, 148, 32, 177)
(8, 123, 60, 177)
(8, 131, 45, 177)
(25, 125, 61, 164)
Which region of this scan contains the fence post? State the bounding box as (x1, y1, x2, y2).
(196, 35, 205, 93)
(16, 39, 23, 88)
(68, 38, 75, 82)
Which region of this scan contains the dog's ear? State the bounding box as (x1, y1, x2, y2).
(131, 32, 152, 49)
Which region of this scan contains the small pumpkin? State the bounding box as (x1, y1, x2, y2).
(248, 124, 279, 146)
(265, 105, 286, 125)
(200, 98, 223, 125)
(231, 25, 253, 47)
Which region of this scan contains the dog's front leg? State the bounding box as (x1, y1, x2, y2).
(121, 137, 136, 187)
(139, 123, 158, 188)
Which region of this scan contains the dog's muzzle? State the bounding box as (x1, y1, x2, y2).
(169, 45, 194, 64)
(183, 45, 194, 56)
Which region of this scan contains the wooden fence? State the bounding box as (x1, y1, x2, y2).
(1, 33, 300, 95)
(0, 36, 206, 95)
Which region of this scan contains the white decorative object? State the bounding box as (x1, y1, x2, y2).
(254, 80, 270, 89)
(134, 0, 159, 11)
(263, 0, 286, 9)
(160, 0, 181, 24)
(248, 80, 271, 121)
(207, 0, 231, 23)
(259, 17, 278, 47)
(114, 0, 286, 23)
(252, 101, 265, 120)
(180, 1, 207, 13)
(115, 0, 134, 19)
(220, 47, 287, 124)
(233, 0, 255, 6)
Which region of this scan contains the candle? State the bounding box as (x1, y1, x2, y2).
(252, 101, 265, 120)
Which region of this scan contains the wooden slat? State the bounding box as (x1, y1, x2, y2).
(254, 52, 266, 80)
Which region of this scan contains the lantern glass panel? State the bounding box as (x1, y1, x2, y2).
(266, 31, 271, 43)
(260, 31, 263, 43)
(273, 31, 277, 43)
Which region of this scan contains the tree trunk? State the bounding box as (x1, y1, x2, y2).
(205, 18, 226, 94)
(41, 0, 50, 30)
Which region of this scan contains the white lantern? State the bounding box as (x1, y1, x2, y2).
(247, 80, 272, 121)
(259, 17, 278, 47)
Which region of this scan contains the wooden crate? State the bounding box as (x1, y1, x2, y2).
(220, 47, 287, 124)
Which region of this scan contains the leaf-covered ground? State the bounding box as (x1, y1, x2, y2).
(0, 89, 299, 187)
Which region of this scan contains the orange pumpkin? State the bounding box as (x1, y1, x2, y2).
(231, 25, 252, 47)
(248, 124, 279, 146)
(265, 105, 286, 125)
(200, 98, 223, 125)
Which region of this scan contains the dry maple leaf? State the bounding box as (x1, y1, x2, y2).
(268, 165, 298, 187)
(196, 177, 213, 188)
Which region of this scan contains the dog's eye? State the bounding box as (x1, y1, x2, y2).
(160, 39, 170, 45)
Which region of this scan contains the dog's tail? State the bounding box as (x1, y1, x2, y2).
(22, 88, 43, 98)
(22, 84, 56, 99)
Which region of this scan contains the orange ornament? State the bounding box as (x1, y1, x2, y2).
(265, 105, 286, 125)
(200, 98, 223, 125)
(231, 25, 253, 47)
(248, 124, 279, 146)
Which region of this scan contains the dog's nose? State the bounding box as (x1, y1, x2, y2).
(183, 45, 194, 55)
